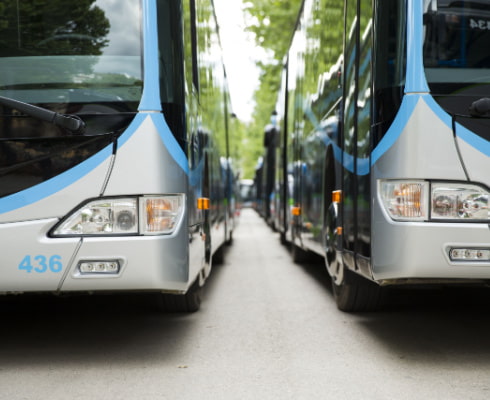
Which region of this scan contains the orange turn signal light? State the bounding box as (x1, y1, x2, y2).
(332, 190, 342, 204)
(197, 197, 210, 210)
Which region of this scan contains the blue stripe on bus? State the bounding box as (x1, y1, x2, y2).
(115, 112, 147, 148)
(139, 0, 162, 112)
(324, 95, 422, 175)
(116, 113, 189, 175)
(424, 96, 490, 157)
(0, 109, 189, 214)
(320, 134, 369, 176)
(0, 0, 188, 215)
(316, 0, 489, 177)
(368, 94, 490, 172)
(151, 113, 190, 175)
(0, 144, 113, 214)
(405, 0, 429, 94)
(371, 94, 420, 167)
(317, 96, 489, 177)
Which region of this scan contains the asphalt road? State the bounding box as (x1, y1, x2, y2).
(1, 208, 490, 399)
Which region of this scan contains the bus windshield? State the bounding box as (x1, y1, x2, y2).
(423, 0, 490, 85)
(0, 0, 142, 114)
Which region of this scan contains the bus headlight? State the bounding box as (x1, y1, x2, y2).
(379, 180, 489, 222)
(431, 183, 488, 221)
(51, 195, 185, 236)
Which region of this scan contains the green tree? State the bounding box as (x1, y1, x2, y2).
(0, 0, 110, 57)
(241, 0, 302, 178)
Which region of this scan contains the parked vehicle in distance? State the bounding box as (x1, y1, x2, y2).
(239, 179, 255, 208)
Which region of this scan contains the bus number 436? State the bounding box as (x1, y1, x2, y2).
(18, 255, 63, 273)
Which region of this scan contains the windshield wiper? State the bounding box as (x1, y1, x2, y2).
(469, 97, 490, 118)
(0, 95, 85, 134)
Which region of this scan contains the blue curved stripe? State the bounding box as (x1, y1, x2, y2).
(139, 0, 161, 112)
(371, 95, 419, 166)
(0, 144, 112, 214)
(111, 111, 189, 175)
(320, 0, 489, 176)
(368, 93, 490, 170)
(151, 113, 189, 175)
(115, 112, 148, 148)
(423, 96, 490, 157)
(343, 151, 355, 174)
(320, 134, 370, 176)
(0, 0, 188, 215)
(405, 0, 429, 94)
(357, 157, 370, 176)
(116, 112, 188, 174)
(0, 111, 188, 215)
(321, 94, 418, 175)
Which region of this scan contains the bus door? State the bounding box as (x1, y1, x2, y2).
(341, 0, 373, 275)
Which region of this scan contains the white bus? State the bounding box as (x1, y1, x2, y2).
(275, 0, 490, 311)
(0, 0, 235, 311)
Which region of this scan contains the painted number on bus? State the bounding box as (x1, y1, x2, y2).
(18, 255, 63, 273)
(470, 18, 490, 31)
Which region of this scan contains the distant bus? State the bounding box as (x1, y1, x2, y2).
(239, 179, 255, 208)
(275, 0, 490, 311)
(0, 0, 234, 311)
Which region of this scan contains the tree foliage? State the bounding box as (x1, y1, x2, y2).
(0, 0, 110, 57)
(241, 0, 302, 178)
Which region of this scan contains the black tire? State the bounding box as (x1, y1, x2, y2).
(322, 147, 382, 312)
(226, 230, 233, 246)
(331, 268, 383, 312)
(280, 232, 287, 246)
(292, 242, 310, 264)
(156, 281, 202, 313)
(212, 244, 224, 265)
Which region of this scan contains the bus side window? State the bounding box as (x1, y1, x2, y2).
(190, 0, 200, 92)
(157, 0, 186, 151)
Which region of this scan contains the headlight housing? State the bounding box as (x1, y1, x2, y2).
(379, 180, 489, 222)
(431, 183, 488, 220)
(379, 180, 428, 221)
(51, 195, 185, 237)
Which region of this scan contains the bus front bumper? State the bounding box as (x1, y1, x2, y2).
(372, 219, 490, 284)
(0, 218, 191, 294)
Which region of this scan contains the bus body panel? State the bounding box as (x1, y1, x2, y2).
(60, 222, 190, 293)
(372, 95, 490, 281)
(0, 113, 198, 293)
(103, 115, 188, 197)
(372, 96, 466, 180)
(372, 209, 490, 281)
(0, 219, 79, 292)
(457, 137, 490, 187)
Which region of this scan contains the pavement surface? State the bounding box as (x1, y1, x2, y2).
(1, 208, 490, 399)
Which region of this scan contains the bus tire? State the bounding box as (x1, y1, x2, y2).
(332, 268, 382, 312)
(324, 186, 381, 311)
(212, 244, 225, 265)
(292, 242, 310, 264)
(226, 230, 233, 246)
(156, 281, 202, 313)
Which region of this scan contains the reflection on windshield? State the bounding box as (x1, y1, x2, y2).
(423, 0, 490, 83)
(0, 0, 142, 108)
